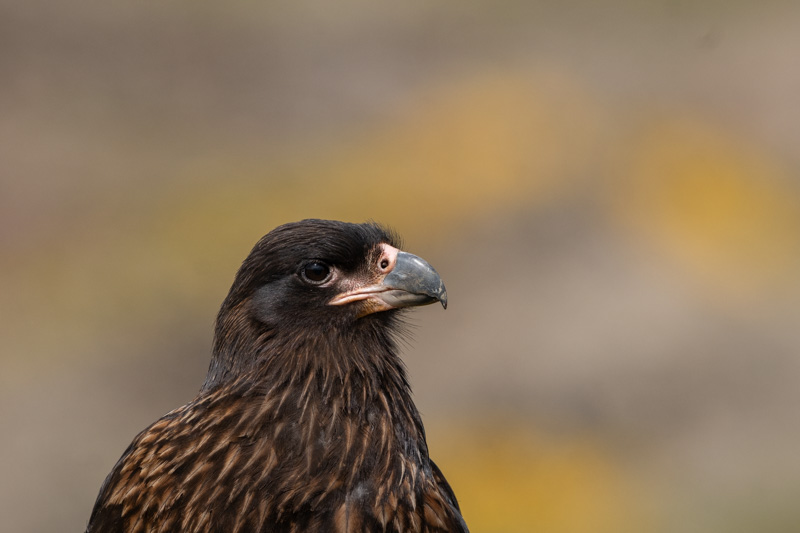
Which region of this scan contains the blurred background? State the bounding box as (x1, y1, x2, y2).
(2, 1, 800, 531)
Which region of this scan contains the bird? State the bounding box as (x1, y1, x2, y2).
(86, 219, 468, 533)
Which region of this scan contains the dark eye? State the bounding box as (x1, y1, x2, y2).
(301, 261, 331, 284)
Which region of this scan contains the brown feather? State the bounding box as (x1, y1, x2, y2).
(86, 220, 467, 532)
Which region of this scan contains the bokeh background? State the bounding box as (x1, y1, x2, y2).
(3, 1, 800, 531)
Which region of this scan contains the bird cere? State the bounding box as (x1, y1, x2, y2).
(87, 219, 468, 532)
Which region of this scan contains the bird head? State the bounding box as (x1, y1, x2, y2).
(206, 219, 447, 388)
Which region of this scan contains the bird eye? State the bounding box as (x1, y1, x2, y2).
(301, 261, 331, 284)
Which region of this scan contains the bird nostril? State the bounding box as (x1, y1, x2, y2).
(377, 243, 399, 273)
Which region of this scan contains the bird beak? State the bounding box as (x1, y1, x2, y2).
(329, 248, 447, 315)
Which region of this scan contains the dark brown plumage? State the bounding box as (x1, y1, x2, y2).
(87, 219, 467, 533)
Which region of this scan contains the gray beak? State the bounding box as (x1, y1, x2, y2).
(328, 249, 447, 315)
(379, 251, 448, 309)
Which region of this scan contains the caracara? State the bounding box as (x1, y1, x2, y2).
(86, 219, 467, 532)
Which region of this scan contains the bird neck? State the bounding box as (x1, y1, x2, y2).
(201, 311, 432, 496)
(206, 306, 410, 398)
(205, 307, 429, 458)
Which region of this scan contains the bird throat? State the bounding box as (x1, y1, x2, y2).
(200, 310, 432, 511)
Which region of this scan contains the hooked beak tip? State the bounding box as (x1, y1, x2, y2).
(329, 250, 448, 314)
